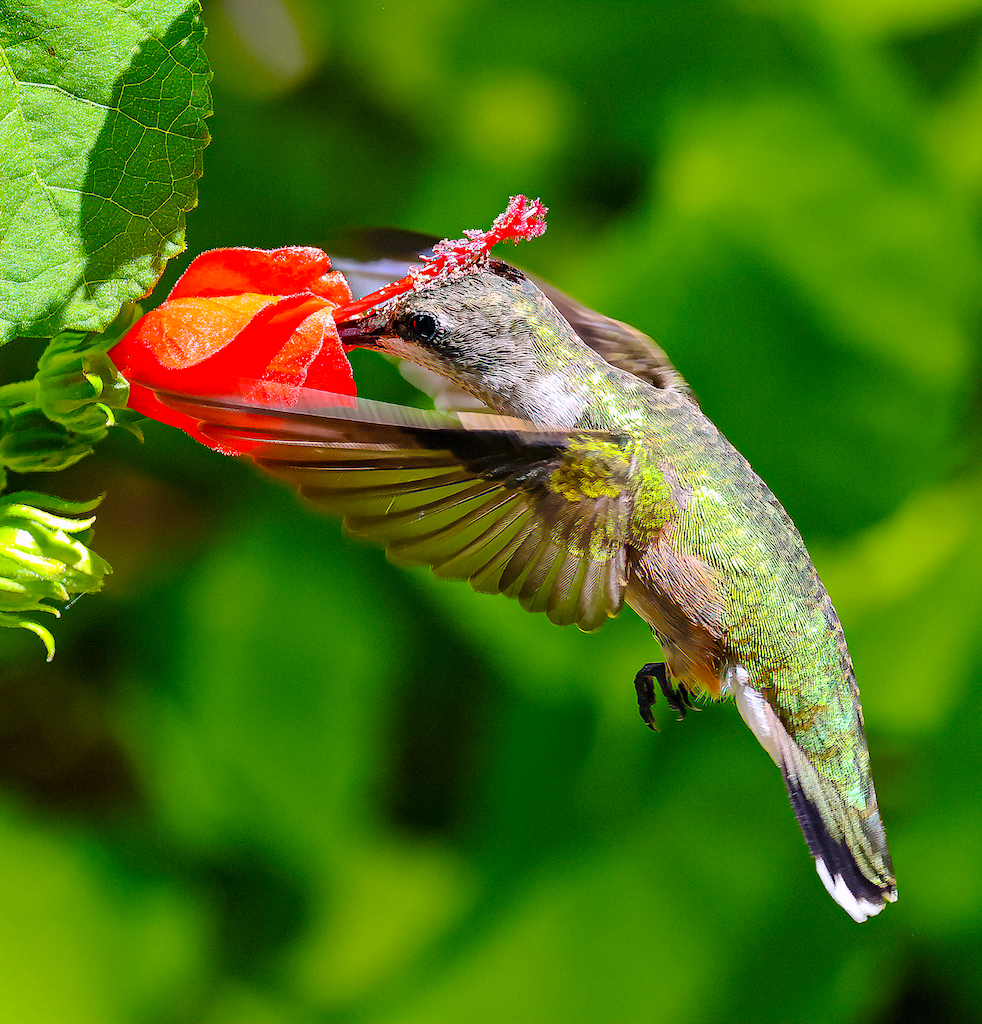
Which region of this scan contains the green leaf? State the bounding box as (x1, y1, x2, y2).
(0, 0, 212, 344)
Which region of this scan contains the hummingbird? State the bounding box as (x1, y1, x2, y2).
(156, 251, 897, 922)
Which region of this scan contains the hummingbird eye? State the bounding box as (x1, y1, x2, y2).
(403, 312, 439, 344)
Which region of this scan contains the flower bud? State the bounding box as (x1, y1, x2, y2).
(0, 317, 137, 475)
(36, 329, 131, 434)
(0, 492, 112, 660)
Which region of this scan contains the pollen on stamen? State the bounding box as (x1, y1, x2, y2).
(332, 195, 548, 322)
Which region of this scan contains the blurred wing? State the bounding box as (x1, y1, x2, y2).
(534, 283, 695, 402)
(332, 236, 696, 402)
(156, 388, 636, 631)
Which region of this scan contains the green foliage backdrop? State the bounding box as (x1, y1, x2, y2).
(2, 1, 982, 1021)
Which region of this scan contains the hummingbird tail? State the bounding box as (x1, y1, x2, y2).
(734, 680, 897, 922)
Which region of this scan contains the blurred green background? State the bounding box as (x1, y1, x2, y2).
(3, 0, 982, 1020)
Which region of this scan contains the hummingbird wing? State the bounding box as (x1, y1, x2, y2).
(155, 387, 637, 631)
(530, 284, 695, 401)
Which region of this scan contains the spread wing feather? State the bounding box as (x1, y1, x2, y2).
(155, 388, 636, 631)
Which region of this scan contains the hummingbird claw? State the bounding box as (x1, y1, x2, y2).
(670, 681, 700, 720)
(633, 662, 665, 730)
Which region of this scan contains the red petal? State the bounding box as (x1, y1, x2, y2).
(308, 270, 353, 305)
(185, 293, 331, 389)
(112, 294, 278, 375)
(262, 306, 334, 386)
(301, 309, 356, 393)
(169, 247, 335, 300)
(116, 293, 333, 393)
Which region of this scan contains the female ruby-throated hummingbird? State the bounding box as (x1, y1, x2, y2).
(158, 254, 897, 922)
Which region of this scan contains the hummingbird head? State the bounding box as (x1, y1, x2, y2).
(336, 261, 586, 413)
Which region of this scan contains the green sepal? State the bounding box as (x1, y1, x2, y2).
(111, 408, 146, 443)
(0, 407, 101, 473)
(1, 490, 105, 517)
(0, 613, 56, 661)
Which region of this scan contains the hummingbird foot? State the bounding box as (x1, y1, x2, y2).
(634, 662, 699, 728)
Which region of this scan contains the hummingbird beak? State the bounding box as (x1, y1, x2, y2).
(334, 306, 396, 352)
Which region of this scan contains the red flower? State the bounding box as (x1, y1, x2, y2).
(111, 247, 356, 452)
